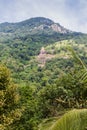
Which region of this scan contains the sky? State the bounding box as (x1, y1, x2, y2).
(0, 0, 87, 33)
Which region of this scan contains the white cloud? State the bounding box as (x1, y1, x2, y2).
(0, 0, 87, 33)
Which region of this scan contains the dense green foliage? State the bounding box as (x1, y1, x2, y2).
(0, 65, 22, 130)
(4, 49, 86, 130)
(0, 17, 87, 129)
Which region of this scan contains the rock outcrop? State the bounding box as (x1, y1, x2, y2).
(37, 47, 55, 67)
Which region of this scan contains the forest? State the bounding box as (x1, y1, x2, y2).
(0, 18, 87, 130)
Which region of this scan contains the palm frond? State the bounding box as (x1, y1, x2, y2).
(67, 46, 87, 70)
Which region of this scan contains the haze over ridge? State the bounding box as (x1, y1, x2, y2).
(0, 0, 87, 33)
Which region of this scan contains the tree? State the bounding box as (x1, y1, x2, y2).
(0, 65, 22, 130)
(55, 48, 87, 108)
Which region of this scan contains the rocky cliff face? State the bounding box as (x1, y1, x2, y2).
(37, 47, 55, 67)
(51, 23, 69, 33)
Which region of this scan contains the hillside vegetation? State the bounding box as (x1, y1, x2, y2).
(0, 17, 87, 130)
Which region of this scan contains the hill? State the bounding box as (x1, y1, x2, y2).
(0, 17, 87, 86)
(0, 17, 71, 35)
(0, 17, 87, 130)
(0, 17, 86, 83)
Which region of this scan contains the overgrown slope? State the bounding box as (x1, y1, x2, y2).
(0, 17, 87, 130)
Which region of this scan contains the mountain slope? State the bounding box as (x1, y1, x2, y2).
(0, 17, 71, 34)
(0, 17, 87, 83)
(0, 17, 87, 130)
